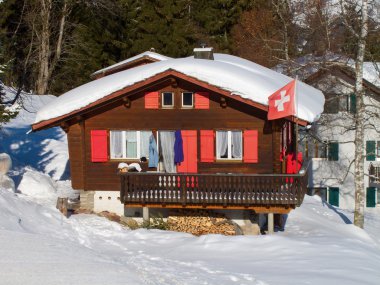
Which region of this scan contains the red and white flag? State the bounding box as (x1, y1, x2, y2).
(267, 79, 296, 120)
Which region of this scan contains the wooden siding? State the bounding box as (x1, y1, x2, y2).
(68, 79, 281, 191)
(67, 123, 85, 189)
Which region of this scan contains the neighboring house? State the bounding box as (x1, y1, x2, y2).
(31, 48, 324, 226)
(293, 59, 380, 210)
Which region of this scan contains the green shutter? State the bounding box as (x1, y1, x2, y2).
(328, 142, 339, 161)
(366, 187, 376, 208)
(350, 94, 356, 114)
(366, 141, 376, 161)
(328, 187, 339, 207)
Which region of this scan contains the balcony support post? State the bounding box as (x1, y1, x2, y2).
(143, 207, 150, 223)
(268, 213, 274, 234)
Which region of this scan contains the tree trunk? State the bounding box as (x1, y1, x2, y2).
(49, 0, 68, 80)
(36, 0, 52, 95)
(353, 0, 368, 228)
(35, 0, 68, 95)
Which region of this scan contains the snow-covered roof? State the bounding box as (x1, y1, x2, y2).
(34, 53, 325, 125)
(91, 51, 171, 77)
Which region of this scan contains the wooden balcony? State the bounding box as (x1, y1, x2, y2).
(120, 163, 309, 213)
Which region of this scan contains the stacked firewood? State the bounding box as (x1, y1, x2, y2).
(167, 209, 236, 236)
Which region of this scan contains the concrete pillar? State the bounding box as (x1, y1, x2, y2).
(143, 207, 150, 222)
(268, 213, 274, 234)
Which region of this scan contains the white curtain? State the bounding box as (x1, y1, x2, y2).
(126, 131, 137, 158)
(140, 131, 152, 158)
(231, 131, 242, 159)
(110, 131, 123, 158)
(159, 131, 176, 173)
(216, 131, 228, 158)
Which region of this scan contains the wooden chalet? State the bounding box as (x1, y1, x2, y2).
(32, 48, 324, 223)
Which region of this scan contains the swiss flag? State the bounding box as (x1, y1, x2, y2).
(268, 79, 296, 120)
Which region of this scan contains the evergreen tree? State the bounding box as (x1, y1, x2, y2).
(123, 0, 195, 57)
(0, 0, 32, 89)
(0, 78, 18, 127)
(192, 0, 250, 51)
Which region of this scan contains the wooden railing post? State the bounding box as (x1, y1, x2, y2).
(120, 175, 125, 203)
(181, 174, 187, 206)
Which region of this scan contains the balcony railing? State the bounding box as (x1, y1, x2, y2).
(119, 162, 309, 211)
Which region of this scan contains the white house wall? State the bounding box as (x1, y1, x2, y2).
(308, 74, 380, 209)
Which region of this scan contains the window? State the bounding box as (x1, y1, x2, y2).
(182, 92, 193, 108)
(328, 141, 339, 161)
(369, 165, 380, 184)
(366, 187, 377, 208)
(162, 92, 174, 108)
(216, 130, 242, 160)
(308, 187, 327, 201)
(366, 141, 380, 161)
(328, 187, 339, 207)
(307, 139, 327, 159)
(324, 94, 356, 114)
(110, 130, 152, 159)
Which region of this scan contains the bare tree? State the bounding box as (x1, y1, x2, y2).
(338, 0, 369, 228)
(34, 0, 70, 95)
(352, 0, 368, 228)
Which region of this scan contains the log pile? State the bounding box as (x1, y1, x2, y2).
(167, 210, 236, 236)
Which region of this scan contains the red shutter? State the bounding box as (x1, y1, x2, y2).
(195, 92, 209, 109)
(200, 130, 214, 162)
(244, 130, 258, 163)
(145, 92, 159, 109)
(91, 130, 108, 162)
(177, 130, 198, 173)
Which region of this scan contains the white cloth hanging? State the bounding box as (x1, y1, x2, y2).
(216, 131, 228, 158)
(231, 131, 242, 159)
(110, 131, 123, 158)
(159, 131, 176, 173)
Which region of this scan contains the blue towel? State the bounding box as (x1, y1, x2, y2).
(174, 130, 184, 165)
(148, 135, 159, 168)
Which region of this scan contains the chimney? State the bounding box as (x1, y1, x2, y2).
(193, 45, 214, 60)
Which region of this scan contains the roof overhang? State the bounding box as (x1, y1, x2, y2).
(32, 69, 309, 132)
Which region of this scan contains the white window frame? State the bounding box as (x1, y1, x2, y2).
(162, 92, 174, 108)
(216, 130, 243, 160)
(181, 92, 193, 108)
(110, 130, 150, 159)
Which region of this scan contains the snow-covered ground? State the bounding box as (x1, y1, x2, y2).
(1, 89, 380, 284)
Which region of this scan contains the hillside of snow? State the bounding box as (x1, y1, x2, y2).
(1, 89, 380, 284)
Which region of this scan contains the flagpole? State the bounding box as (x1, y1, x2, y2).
(295, 76, 299, 173)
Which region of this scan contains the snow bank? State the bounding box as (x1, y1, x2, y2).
(35, 53, 325, 125)
(0, 153, 15, 192)
(0, 153, 11, 174)
(17, 167, 57, 200)
(0, 190, 141, 285)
